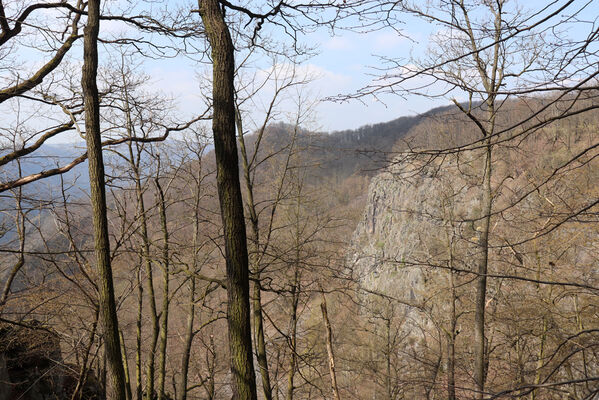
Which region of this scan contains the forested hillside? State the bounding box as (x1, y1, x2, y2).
(1, 1, 599, 400)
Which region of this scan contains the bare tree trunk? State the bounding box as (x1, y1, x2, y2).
(99, 346, 107, 396)
(237, 108, 273, 400)
(320, 291, 341, 400)
(467, 7, 501, 397)
(447, 270, 457, 400)
(207, 334, 217, 400)
(136, 261, 143, 400)
(384, 312, 392, 400)
(286, 268, 300, 400)
(254, 280, 273, 400)
(474, 140, 492, 400)
(156, 174, 170, 400)
(120, 330, 133, 400)
(81, 0, 127, 398)
(574, 296, 590, 393)
(273, 348, 281, 400)
(443, 228, 457, 400)
(178, 142, 207, 400)
(118, 85, 159, 400)
(287, 167, 306, 400)
(197, 2, 257, 399)
(178, 276, 195, 400)
(120, 71, 159, 400)
(126, 141, 160, 400)
(134, 164, 159, 400)
(531, 251, 549, 400)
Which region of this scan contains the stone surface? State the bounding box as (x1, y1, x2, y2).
(0, 321, 103, 400)
(347, 156, 479, 318)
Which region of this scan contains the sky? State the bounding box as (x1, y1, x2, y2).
(4, 0, 599, 145)
(139, 5, 442, 133)
(136, 0, 599, 134)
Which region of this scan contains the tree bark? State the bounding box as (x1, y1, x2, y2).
(443, 224, 457, 400)
(81, 0, 127, 398)
(156, 174, 170, 400)
(179, 144, 205, 400)
(198, 2, 257, 399)
(120, 330, 133, 400)
(178, 276, 195, 400)
(136, 260, 143, 400)
(254, 279, 273, 400)
(285, 269, 300, 400)
(467, 7, 501, 394)
(447, 271, 457, 400)
(128, 145, 159, 400)
(473, 141, 492, 400)
(384, 312, 392, 400)
(237, 107, 273, 400)
(320, 291, 341, 400)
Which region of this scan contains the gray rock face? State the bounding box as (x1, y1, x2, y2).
(0, 321, 103, 400)
(348, 157, 478, 306)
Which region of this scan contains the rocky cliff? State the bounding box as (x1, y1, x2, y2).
(0, 321, 103, 400)
(348, 156, 480, 308)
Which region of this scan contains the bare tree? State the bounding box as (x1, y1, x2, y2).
(198, 2, 258, 398)
(81, 0, 127, 398)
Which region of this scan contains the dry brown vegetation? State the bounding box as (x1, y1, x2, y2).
(1, 1, 599, 399)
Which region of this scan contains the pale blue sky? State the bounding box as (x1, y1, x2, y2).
(138, 0, 599, 134)
(4, 0, 599, 145)
(139, 6, 441, 133)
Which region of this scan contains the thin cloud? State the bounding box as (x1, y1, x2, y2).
(324, 36, 356, 51)
(373, 31, 407, 52)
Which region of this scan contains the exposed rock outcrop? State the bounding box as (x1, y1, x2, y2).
(348, 157, 479, 307)
(0, 321, 103, 400)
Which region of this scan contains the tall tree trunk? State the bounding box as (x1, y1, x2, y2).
(205, 334, 217, 400)
(136, 260, 143, 400)
(81, 1, 127, 398)
(178, 276, 195, 400)
(254, 279, 273, 400)
(156, 175, 170, 400)
(130, 151, 159, 400)
(123, 81, 159, 400)
(237, 108, 273, 400)
(473, 141, 492, 400)
(287, 175, 304, 400)
(447, 270, 457, 400)
(197, 2, 257, 399)
(444, 229, 457, 400)
(466, 6, 501, 396)
(384, 312, 392, 400)
(320, 291, 341, 400)
(99, 347, 107, 397)
(531, 250, 548, 400)
(120, 330, 133, 400)
(179, 148, 205, 400)
(574, 296, 590, 393)
(285, 268, 300, 400)
(273, 348, 281, 400)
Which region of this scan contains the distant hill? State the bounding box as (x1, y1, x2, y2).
(0, 104, 454, 278)
(1, 143, 90, 196)
(252, 104, 458, 184)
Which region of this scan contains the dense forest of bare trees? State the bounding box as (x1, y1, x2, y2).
(1, 1, 598, 399)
